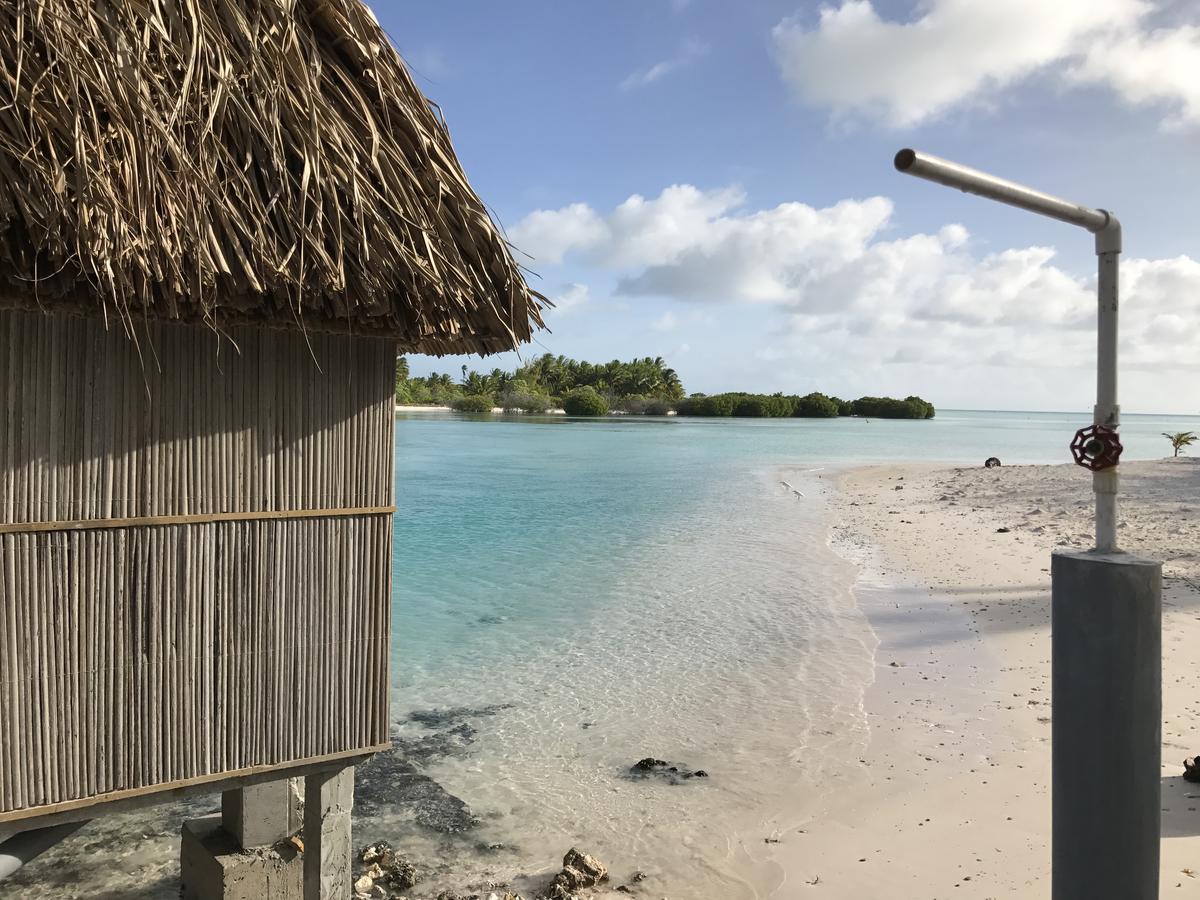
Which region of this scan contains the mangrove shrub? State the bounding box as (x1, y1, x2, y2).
(563, 387, 610, 417)
(451, 394, 495, 413)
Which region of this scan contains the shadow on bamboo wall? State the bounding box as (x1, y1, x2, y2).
(0, 308, 396, 522)
(0, 308, 395, 821)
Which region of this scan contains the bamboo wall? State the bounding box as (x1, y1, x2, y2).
(0, 309, 395, 821)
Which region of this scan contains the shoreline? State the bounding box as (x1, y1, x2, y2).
(763, 458, 1200, 897)
(396, 403, 570, 415)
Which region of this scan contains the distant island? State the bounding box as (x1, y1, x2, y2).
(396, 354, 935, 420)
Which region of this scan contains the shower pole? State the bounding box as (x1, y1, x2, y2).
(894, 149, 1161, 900)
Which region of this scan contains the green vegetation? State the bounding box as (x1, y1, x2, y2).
(514, 354, 683, 401)
(395, 353, 682, 411)
(1163, 431, 1197, 457)
(562, 387, 610, 417)
(676, 391, 933, 419)
(395, 353, 933, 419)
(793, 392, 841, 418)
(499, 387, 553, 414)
(451, 395, 495, 413)
(847, 396, 936, 419)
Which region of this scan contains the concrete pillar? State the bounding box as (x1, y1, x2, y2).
(303, 766, 354, 900)
(180, 817, 302, 900)
(1052, 550, 1161, 900)
(222, 778, 302, 849)
(181, 778, 305, 899)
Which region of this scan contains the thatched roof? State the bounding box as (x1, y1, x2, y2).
(0, 0, 544, 355)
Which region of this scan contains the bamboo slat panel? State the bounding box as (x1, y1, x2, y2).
(0, 309, 395, 524)
(0, 309, 395, 819)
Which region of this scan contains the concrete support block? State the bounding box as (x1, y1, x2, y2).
(1052, 550, 1161, 900)
(180, 817, 302, 900)
(222, 778, 303, 848)
(303, 766, 354, 900)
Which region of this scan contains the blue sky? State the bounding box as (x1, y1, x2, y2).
(376, 1, 1200, 413)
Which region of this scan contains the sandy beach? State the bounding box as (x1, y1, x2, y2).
(763, 458, 1200, 897)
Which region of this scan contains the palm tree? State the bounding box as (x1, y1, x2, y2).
(1163, 431, 1197, 457)
(661, 367, 684, 400)
(463, 371, 491, 396)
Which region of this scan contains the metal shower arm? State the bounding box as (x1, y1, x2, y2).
(894, 148, 1123, 552)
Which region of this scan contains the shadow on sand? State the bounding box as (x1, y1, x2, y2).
(1162, 774, 1200, 839)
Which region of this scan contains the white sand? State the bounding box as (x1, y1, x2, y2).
(766, 458, 1200, 897)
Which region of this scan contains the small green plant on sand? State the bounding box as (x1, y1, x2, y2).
(1163, 431, 1197, 457)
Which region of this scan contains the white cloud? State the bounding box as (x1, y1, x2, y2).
(621, 39, 709, 90)
(513, 184, 893, 296)
(550, 282, 590, 315)
(510, 203, 607, 265)
(511, 183, 1200, 378)
(652, 311, 679, 331)
(772, 0, 1200, 128)
(1070, 22, 1200, 129)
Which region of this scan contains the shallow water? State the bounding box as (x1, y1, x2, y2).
(381, 416, 870, 896)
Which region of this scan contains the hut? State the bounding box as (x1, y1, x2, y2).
(0, 0, 542, 896)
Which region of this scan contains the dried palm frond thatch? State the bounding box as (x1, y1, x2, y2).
(0, 0, 544, 355)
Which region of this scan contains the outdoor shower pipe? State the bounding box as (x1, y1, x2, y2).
(894, 149, 1122, 552)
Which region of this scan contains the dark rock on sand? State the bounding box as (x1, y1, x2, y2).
(357, 840, 417, 890)
(628, 758, 709, 784)
(539, 848, 609, 899)
(615, 870, 649, 894)
(1185, 757, 1200, 783)
(631, 757, 669, 771)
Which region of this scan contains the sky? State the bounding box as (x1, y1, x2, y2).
(375, 0, 1200, 413)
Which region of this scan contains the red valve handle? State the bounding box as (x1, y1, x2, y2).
(1070, 424, 1123, 471)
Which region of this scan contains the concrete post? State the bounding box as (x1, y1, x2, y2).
(180, 817, 302, 900)
(303, 766, 354, 900)
(221, 778, 302, 849)
(1052, 550, 1161, 900)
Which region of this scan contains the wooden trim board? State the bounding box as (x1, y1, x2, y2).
(0, 506, 396, 535)
(0, 743, 392, 827)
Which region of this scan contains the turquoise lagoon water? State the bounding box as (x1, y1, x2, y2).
(392, 409, 1197, 682)
(375, 409, 1200, 896)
